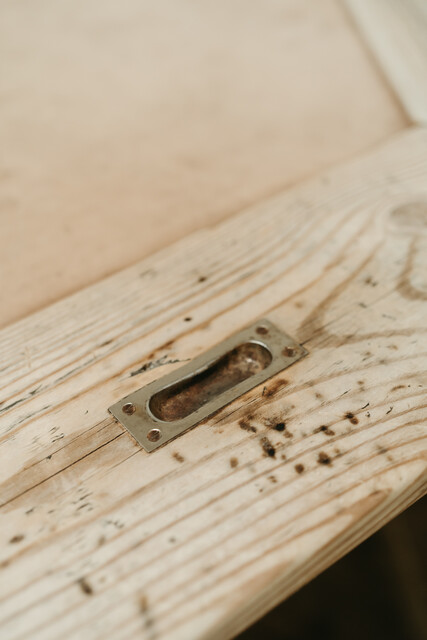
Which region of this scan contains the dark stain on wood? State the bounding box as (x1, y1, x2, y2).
(9, 534, 24, 544)
(317, 451, 332, 465)
(314, 425, 335, 436)
(139, 595, 155, 629)
(230, 457, 238, 468)
(364, 275, 378, 287)
(295, 463, 304, 474)
(172, 452, 185, 463)
(239, 418, 257, 433)
(266, 416, 293, 440)
(345, 412, 359, 425)
(78, 577, 93, 595)
(260, 436, 276, 457)
(272, 422, 285, 432)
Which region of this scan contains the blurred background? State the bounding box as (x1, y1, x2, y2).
(239, 498, 426, 640)
(0, 0, 406, 330)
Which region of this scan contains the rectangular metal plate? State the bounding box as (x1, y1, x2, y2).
(108, 319, 307, 452)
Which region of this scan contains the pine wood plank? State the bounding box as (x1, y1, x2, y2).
(0, 128, 426, 639)
(0, 0, 406, 329)
(344, 0, 427, 124)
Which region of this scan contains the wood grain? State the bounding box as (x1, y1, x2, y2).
(0, 128, 426, 639)
(344, 0, 427, 123)
(0, 0, 406, 329)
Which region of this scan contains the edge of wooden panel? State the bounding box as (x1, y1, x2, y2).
(344, 0, 427, 124)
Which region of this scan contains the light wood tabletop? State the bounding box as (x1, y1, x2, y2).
(0, 0, 405, 329)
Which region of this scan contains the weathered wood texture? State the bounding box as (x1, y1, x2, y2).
(0, 0, 406, 329)
(344, 0, 427, 124)
(1, 128, 426, 639)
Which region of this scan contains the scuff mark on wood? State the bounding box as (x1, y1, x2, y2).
(130, 356, 188, 377)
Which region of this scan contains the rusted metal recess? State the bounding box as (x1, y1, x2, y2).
(109, 319, 307, 452)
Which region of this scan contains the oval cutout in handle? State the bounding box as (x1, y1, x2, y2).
(149, 342, 272, 422)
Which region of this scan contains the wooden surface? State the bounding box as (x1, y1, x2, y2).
(0, 0, 407, 329)
(345, 0, 427, 124)
(0, 128, 426, 639)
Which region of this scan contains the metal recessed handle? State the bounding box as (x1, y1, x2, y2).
(108, 319, 307, 452)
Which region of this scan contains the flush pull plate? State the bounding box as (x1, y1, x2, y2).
(108, 319, 307, 452)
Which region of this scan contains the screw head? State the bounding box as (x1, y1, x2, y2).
(147, 428, 162, 442)
(122, 402, 136, 415)
(282, 346, 296, 357)
(256, 326, 269, 335)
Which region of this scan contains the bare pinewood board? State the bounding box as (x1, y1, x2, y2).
(0, 0, 406, 330)
(1, 128, 426, 640)
(344, 0, 427, 124)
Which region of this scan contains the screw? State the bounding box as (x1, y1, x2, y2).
(147, 429, 162, 442)
(122, 402, 136, 415)
(256, 326, 269, 335)
(282, 346, 296, 357)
